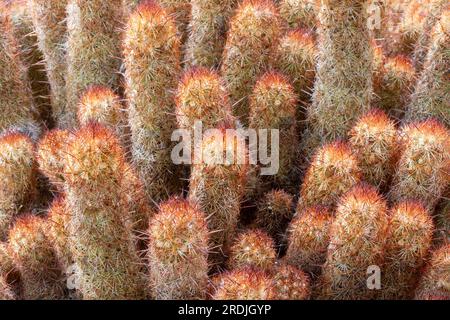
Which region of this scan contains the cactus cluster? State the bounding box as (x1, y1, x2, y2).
(0, 0, 448, 302)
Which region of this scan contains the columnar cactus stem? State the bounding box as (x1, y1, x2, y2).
(221, 0, 283, 125)
(415, 244, 450, 300)
(255, 190, 294, 243)
(349, 109, 398, 189)
(46, 196, 73, 272)
(278, 0, 317, 30)
(381, 201, 434, 300)
(390, 120, 449, 211)
(175, 68, 234, 131)
(273, 263, 311, 300)
(285, 206, 333, 275)
(77, 85, 127, 143)
(374, 55, 415, 119)
(320, 184, 389, 300)
(404, 10, 449, 127)
(148, 198, 209, 300)
(28, 0, 68, 128)
(36, 129, 72, 192)
(8, 215, 65, 300)
(298, 141, 362, 211)
(189, 128, 248, 267)
(124, 2, 183, 204)
(301, 0, 373, 156)
(249, 72, 298, 191)
(66, 0, 125, 128)
(185, 0, 237, 68)
(228, 229, 276, 272)
(276, 29, 316, 113)
(212, 269, 275, 300)
(158, 0, 191, 45)
(0, 8, 39, 138)
(0, 133, 36, 241)
(63, 124, 145, 299)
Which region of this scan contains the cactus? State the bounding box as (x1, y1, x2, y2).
(36, 129, 72, 192)
(65, 0, 125, 128)
(148, 198, 209, 300)
(285, 206, 333, 275)
(8, 215, 65, 300)
(77, 85, 127, 143)
(415, 244, 450, 300)
(212, 269, 275, 300)
(46, 196, 73, 272)
(276, 29, 316, 114)
(390, 119, 449, 211)
(278, 0, 317, 30)
(298, 141, 362, 211)
(221, 0, 283, 125)
(404, 10, 449, 127)
(189, 128, 248, 268)
(0, 132, 36, 241)
(228, 229, 276, 272)
(301, 0, 373, 157)
(158, 0, 191, 45)
(0, 8, 39, 139)
(381, 201, 434, 300)
(397, 1, 431, 55)
(9, 0, 52, 127)
(320, 184, 389, 300)
(175, 67, 234, 131)
(28, 0, 68, 128)
(249, 72, 299, 191)
(63, 124, 145, 299)
(273, 263, 311, 300)
(185, 0, 237, 68)
(349, 109, 398, 189)
(0, 275, 15, 300)
(255, 190, 294, 243)
(124, 2, 183, 204)
(374, 55, 415, 119)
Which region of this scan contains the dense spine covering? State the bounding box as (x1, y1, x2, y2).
(158, 0, 191, 44)
(374, 55, 415, 118)
(148, 198, 209, 300)
(320, 185, 389, 300)
(0, 133, 36, 241)
(276, 29, 316, 111)
(28, 0, 68, 128)
(185, 0, 237, 68)
(8, 215, 65, 300)
(65, 0, 125, 128)
(285, 206, 333, 275)
(298, 141, 362, 211)
(63, 124, 145, 299)
(249, 72, 298, 191)
(415, 245, 450, 300)
(0, 8, 39, 138)
(0, 275, 15, 300)
(212, 269, 275, 300)
(77, 85, 127, 143)
(278, 0, 317, 30)
(255, 190, 294, 242)
(301, 0, 373, 156)
(273, 264, 311, 300)
(46, 196, 73, 272)
(36, 129, 71, 192)
(390, 120, 450, 211)
(221, 0, 283, 125)
(404, 10, 449, 127)
(189, 129, 248, 267)
(175, 68, 234, 131)
(228, 229, 276, 272)
(381, 202, 434, 299)
(124, 2, 182, 204)
(349, 109, 398, 189)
